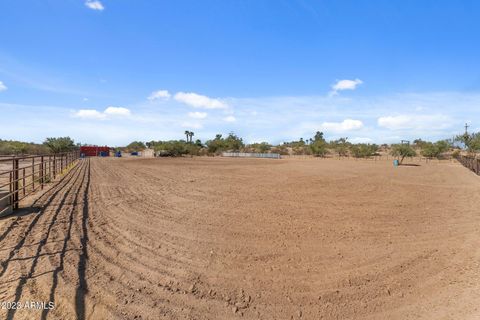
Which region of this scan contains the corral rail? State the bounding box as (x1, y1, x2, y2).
(0, 151, 80, 216)
(455, 154, 480, 175)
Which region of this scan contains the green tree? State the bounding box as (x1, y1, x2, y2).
(151, 140, 201, 156)
(43, 137, 76, 153)
(391, 143, 416, 164)
(420, 140, 450, 158)
(224, 132, 244, 151)
(350, 143, 378, 158)
(314, 131, 324, 141)
(309, 131, 327, 157)
(330, 138, 350, 156)
(126, 141, 146, 152)
(205, 132, 244, 154)
(206, 134, 225, 154)
(194, 139, 203, 147)
(413, 138, 428, 149)
(456, 132, 480, 152)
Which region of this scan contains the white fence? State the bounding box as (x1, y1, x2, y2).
(222, 152, 281, 159)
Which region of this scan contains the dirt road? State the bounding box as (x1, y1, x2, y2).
(1, 157, 480, 319)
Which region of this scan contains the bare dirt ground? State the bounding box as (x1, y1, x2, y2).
(1, 157, 480, 319)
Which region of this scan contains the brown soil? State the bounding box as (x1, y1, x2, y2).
(1, 157, 480, 319)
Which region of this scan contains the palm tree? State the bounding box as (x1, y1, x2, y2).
(184, 130, 190, 142)
(189, 131, 194, 143)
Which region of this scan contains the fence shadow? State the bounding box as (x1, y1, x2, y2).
(0, 206, 43, 220)
(3, 161, 86, 320)
(75, 159, 90, 320)
(41, 160, 89, 320)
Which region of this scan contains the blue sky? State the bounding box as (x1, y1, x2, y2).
(1, 0, 480, 146)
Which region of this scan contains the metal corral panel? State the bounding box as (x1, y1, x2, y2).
(222, 152, 281, 159)
(80, 146, 110, 157)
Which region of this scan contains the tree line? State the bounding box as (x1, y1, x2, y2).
(0, 137, 77, 155)
(126, 130, 465, 160)
(2, 129, 479, 159)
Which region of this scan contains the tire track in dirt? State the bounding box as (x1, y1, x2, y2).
(1, 157, 480, 319)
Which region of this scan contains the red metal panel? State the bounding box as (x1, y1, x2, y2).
(80, 146, 110, 157)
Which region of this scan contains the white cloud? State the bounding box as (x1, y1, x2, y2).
(104, 106, 131, 116)
(73, 106, 131, 120)
(320, 119, 363, 132)
(73, 109, 106, 120)
(330, 79, 363, 95)
(174, 92, 228, 109)
(85, 0, 104, 11)
(0, 81, 7, 92)
(148, 90, 171, 101)
(349, 137, 373, 144)
(224, 115, 236, 122)
(377, 114, 452, 130)
(181, 121, 203, 129)
(188, 111, 207, 119)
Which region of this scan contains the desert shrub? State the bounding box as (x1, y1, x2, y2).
(0, 140, 51, 155)
(245, 142, 271, 153)
(330, 138, 350, 156)
(420, 140, 450, 158)
(281, 138, 307, 155)
(150, 140, 198, 156)
(310, 140, 327, 156)
(270, 145, 289, 155)
(350, 143, 378, 158)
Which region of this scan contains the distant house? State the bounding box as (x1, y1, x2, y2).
(140, 148, 155, 158)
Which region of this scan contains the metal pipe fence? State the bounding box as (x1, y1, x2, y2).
(222, 152, 282, 159)
(455, 155, 480, 175)
(0, 151, 80, 216)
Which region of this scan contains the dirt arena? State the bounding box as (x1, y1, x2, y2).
(1, 157, 480, 319)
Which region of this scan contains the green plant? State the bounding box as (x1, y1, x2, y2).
(330, 138, 350, 156)
(125, 141, 146, 152)
(206, 132, 244, 154)
(43, 137, 76, 154)
(309, 131, 327, 157)
(420, 140, 450, 158)
(246, 142, 271, 153)
(455, 131, 480, 152)
(350, 143, 378, 158)
(391, 144, 416, 164)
